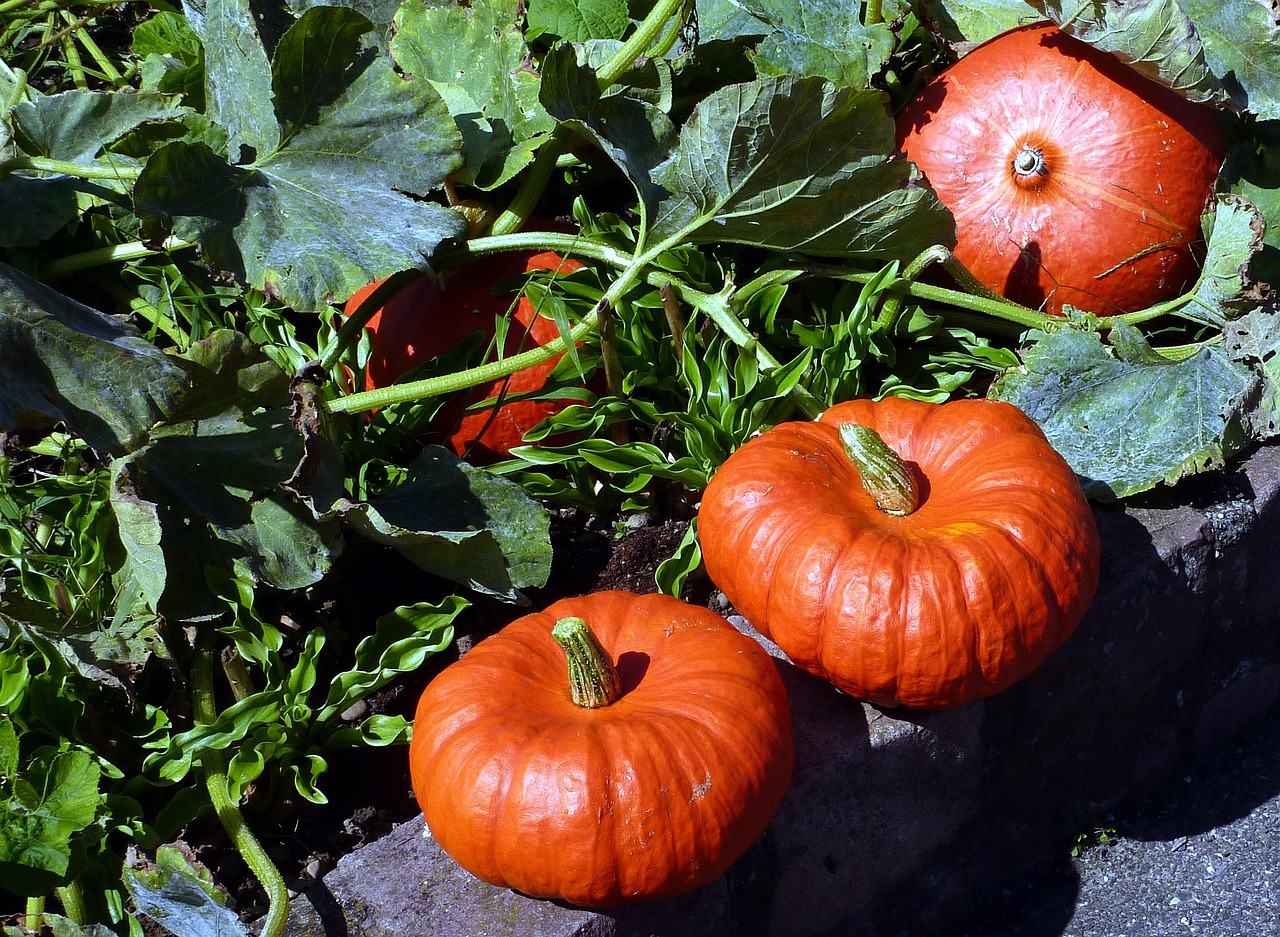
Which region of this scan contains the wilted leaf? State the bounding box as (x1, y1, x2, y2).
(392, 0, 555, 189)
(330, 446, 552, 601)
(0, 262, 190, 453)
(989, 322, 1253, 500)
(1180, 194, 1268, 325)
(1028, 0, 1225, 103)
(648, 76, 954, 260)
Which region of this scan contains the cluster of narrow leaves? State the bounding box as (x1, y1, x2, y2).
(0, 0, 1279, 932)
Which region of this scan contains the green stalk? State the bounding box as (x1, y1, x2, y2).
(39, 237, 195, 279)
(24, 896, 43, 933)
(551, 617, 622, 708)
(864, 0, 885, 26)
(192, 629, 290, 937)
(65, 11, 122, 86)
(55, 881, 88, 925)
(485, 0, 689, 237)
(0, 154, 143, 181)
(839, 423, 918, 516)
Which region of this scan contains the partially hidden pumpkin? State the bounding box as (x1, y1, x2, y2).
(408, 590, 795, 908)
(896, 22, 1226, 316)
(344, 247, 585, 463)
(697, 397, 1101, 710)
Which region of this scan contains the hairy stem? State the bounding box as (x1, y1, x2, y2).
(192, 629, 290, 937)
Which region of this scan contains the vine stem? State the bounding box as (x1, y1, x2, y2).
(24, 896, 43, 933)
(39, 236, 195, 279)
(192, 629, 290, 937)
(0, 154, 142, 181)
(865, 0, 885, 26)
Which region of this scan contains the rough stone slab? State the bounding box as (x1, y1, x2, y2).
(286, 443, 1280, 937)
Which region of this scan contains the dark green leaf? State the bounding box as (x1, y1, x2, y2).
(527, 0, 631, 42)
(332, 447, 552, 601)
(0, 745, 101, 894)
(915, 0, 1035, 43)
(648, 76, 954, 259)
(0, 262, 191, 453)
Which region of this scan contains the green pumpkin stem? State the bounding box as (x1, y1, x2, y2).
(838, 423, 920, 517)
(552, 617, 623, 708)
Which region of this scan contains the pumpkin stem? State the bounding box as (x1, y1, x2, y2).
(838, 423, 920, 517)
(552, 617, 623, 708)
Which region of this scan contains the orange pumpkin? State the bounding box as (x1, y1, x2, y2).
(345, 248, 585, 463)
(408, 590, 794, 907)
(697, 397, 1100, 709)
(896, 22, 1226, 316)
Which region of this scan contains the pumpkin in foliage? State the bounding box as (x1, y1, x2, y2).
(697, 397, 1100, 710)
(344, 248, 585, 463)
(408, 590, 794, 908)
(896, 22, 1226, 316)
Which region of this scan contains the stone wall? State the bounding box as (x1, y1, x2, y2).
(277, 443, 1280, 937)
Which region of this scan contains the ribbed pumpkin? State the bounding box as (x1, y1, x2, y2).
(697, 397, 1100, 709)
(896, 22, 1226, 316)
(345, 248, 584, 463)
(408, 590, 794, 907)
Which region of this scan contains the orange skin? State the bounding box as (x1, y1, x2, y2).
(345, 249, 585, 463)
(698, 397, 1101, 710)
(408, 590, 794, 908)
(896, 23, 1226, 316)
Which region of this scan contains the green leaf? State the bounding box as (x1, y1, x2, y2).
(135, 7, 466, 312)
(391, 0, 555, 189)
(915, 0, 1037, 43)
(1181, 194, 1268, 325)
(0, 90, 185, 247)
(123, 845, 248, 937)
(989, 322, 1254, 500)
(539, 44, 676, 228)
(0, 747, 101, 894)
(1223, 304, 1280, 442)
(732, 0, 895, 89)
(1179, 0, 1280, 119)
(319, 595, 464, 715)
(1223, 120, 1280, 285)
(647, 76, 954, 260)
(331, 447, 552, 601)
(0, 262, 191, 454)
(1027, 0, 1225, 103)
(527, 0, 631, 42)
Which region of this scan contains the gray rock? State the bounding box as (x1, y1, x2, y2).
(286, 443, 1280, 937)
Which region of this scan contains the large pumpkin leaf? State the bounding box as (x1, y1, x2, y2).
(134, 5, 465, 312)
(647, 76, 954, 260)
(525, 0, 631, 42)
(989, 322, 1254, 500)
(109, 332, 340, 622)
(123, 846, 248, 937)
(0, 262, 190, 454)
(1223, 119, 1280, 286)
(1027, 0, 1224, 103)
(0, 90, 184, 247)
(1182, 194, 1268, 325)
(329, 447, 552, 602)
(727, 0, 895, 89)
(391, 0, 555, 190)
(1224, 303, 1280, 443)
(1178, 0, 1280, 119)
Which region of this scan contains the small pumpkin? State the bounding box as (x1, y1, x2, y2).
(896, 22, 1226, 316)
(345, 247, 585, 463)
(697, 397, 1100, 709)
(408, 590, 794, 908)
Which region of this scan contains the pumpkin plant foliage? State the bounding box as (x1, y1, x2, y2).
(1, 0, 1280, 928)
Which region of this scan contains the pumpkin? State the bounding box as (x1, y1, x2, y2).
(345, 248, 585, 463)
(896, 22, 1226, 316)
(697, 397, 1100, 709)
(408, 590, 795, 907)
